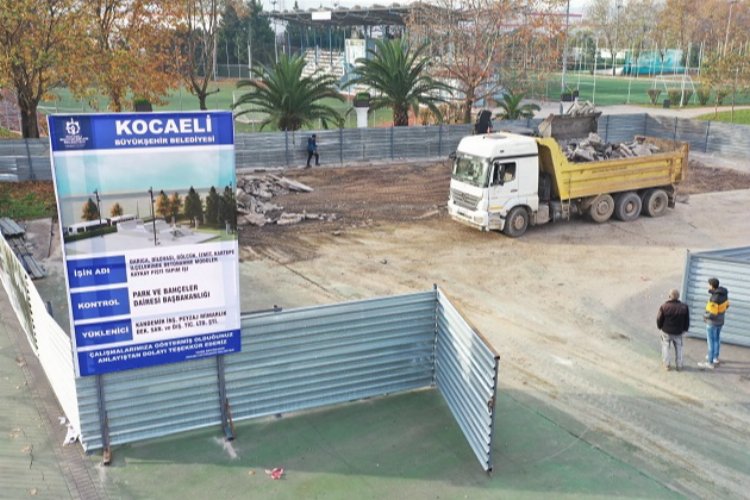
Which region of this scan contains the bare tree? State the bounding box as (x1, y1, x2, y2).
(407, 0, 563, 124)
(178, 0, 223, 110)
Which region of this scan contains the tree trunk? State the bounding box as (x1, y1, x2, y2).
(19, 101, 40, 139)
(462, 94, 475, 124)
(199, 94, 208, 111)
(393, 105, 409, 126)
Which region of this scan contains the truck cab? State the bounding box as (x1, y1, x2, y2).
(448, 133, 540, 235)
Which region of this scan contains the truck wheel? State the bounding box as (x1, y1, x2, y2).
(588, 194, 614, 223)
(642, 189, 668, 217)
(503, 207, 529, 237)
(614, 192, 642, 221)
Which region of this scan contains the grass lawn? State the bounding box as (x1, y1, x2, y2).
(692, 108, 750, 124)
(0, 181, 57, 220)
(0, 126, 20, 138)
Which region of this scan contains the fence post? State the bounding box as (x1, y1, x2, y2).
(438, 124, 443, 157)
(339, 128, 343, 165)
(23, 139, 35, 181)
(95, 375, 112, 464)
(704, 121, 711, 153)
(216, 355, 234, 440)
(284, 130, 290, 167)
(643, 113, 649, 136)
(390, 126, 394, 160)
(604, 115, 610, 143)
(673, 117, 678, 142)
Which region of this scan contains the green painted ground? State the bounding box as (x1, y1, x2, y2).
(39, 82, 393, 132)
(94, 389, 680, 500)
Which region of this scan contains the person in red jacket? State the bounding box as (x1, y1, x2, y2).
(656, 288, 690, 371)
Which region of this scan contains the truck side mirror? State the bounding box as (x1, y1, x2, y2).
(494, 162, 504, 185)
(448, 151, 457, 161)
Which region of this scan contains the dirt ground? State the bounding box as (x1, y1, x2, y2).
(237, 159, 750, 498)
(239, 158, 750, 264)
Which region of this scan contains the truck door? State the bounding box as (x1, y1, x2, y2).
(488, 161, 519, 215)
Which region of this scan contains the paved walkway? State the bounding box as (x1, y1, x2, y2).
(0, 294, 105, 499)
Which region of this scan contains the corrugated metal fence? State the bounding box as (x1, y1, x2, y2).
(73, 288, 499, 470)
(6, 113, 750, 180)
(0, 233, 80, 432)
(682, 247, 750, 347)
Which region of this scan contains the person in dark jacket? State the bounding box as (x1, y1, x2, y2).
(306, 134, 319, 168)
(698, 277, 730, 369)
(657, 289, 690, 371)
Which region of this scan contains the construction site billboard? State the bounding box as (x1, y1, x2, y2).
(48, 112, 241, 376)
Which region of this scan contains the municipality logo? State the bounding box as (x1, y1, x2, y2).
(60, 117, 88, 149)
(65, 118, 81, 136)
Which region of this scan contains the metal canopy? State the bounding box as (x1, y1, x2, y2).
(264, 5, 411, 27)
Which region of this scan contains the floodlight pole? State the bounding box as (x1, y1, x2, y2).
(724, 0, 738, 57)
(560, 0, 570, 115)
(272, 0, 278, 64)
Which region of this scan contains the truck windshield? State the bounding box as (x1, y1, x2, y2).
(452, 154, 488, 187)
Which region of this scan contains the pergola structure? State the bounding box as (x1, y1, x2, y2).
(264, 5, 411, 28)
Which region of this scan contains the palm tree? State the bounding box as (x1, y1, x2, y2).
(494, 92, 541, 120)
(233, 54, 344, 131)
(346, 39, 452, 126)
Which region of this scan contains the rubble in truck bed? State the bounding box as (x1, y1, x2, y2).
(562, 133, 662, 162)
(235, 174, 337, 227)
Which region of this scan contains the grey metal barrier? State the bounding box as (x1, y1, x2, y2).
(9, 113, 750, 180)
(682, 246, 750, 347)
(436, 290, 500, 472)
(74, 288, 499, 471)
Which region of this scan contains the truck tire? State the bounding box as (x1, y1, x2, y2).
(614, 192, 642, 221)
(642, 189, 669, 217)
(588, 194, 614, 223)
(503, 207, 529, 237)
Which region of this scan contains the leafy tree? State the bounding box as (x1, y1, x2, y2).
(217, 0, 275, 69)
(219, 185, 237, 230)
(494, 92, 540, 120)
(205, 186, 220, 225)
(156, 191, 170, 219)
(234, 54, 344, 131)
(183, 187, 203, 225)
(81, 198, 100, 221)
(72, 1, 180, 112)
(346, 39, 451, 126)
(0, 0, 80, 137)
(168, 192, 182, 222)
(110, 203, 124, 217)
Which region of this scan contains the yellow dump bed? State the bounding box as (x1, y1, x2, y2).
(535, 137, 689, 200)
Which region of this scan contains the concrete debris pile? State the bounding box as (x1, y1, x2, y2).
(565, 100, 598, 117)
(235, 174, 336, 227)
(563, 133, 661, 162)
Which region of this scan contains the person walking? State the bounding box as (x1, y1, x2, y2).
(306, 134, 319, 168)
(656, 288, 690, 371)
(698, 277, 729, 370)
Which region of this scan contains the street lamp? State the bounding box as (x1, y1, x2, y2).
(93, 189, 102, 226)
(148, 187, 157, 247)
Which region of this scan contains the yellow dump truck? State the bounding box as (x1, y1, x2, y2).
(447, 132, 689, 237)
